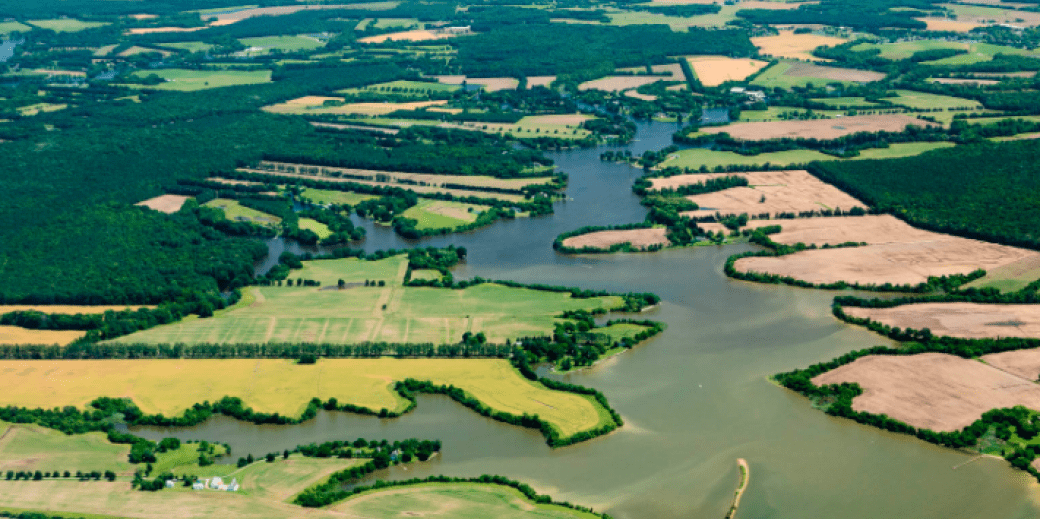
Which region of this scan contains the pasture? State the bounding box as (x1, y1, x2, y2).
(300, 187, 377, 206)
(400, 199, 486, 230)
(918, 18, 983, 32)
(604, 5, 740, 29)
(751, 31, 848, 61)
(202, 199, 281, 226)
(752, 61, 884, 89)
(0, 326, 84, 345)
(449, 114, 593, 140)
(27, 19, 108, 32)
(0, 305, 153, 314)
(0, 21, 32, 34)
(111, 255, 623, 345)
(298, 218, 332, 239)
(333, 482, 601, 519)
(843, 303, 1040, 340)
(737, 106, 846, 121)
(880, 90, 982, 110)
(685, 56, 769, 86)
(158, 41, 214, 53)
(359, 29, 460, 44)
(0, 422, 132, 475)
(0, 358, 611, 439)
(699, 114, 936, 141)
(152, 442, 230, 477)
(850, 40, 966, 60)
(965, 255, 1040, 292)
(578, 75, 662, 92)
(942, 3, 1040, 27)
(263, 96, 448, 116)
(126, 69, 271, 91)
(343, 79, 460, 96)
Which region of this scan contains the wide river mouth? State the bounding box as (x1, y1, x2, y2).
(133, 121, 1040, 519)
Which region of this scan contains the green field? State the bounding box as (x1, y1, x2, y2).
(751, 61, 859, 89)
(239, 36, 325, 53)
(0, 422, 132, 475)
(851, 40, 965, 60)
(126, 69, 272, 91)
(603, 4, 740, 29)
(113, 255, 623, 344)
(738, 107, 847, 122)
(0, 21, 31, 34)
(596, 323, 652, 342)
(202, 198, 281, 226)
(153, 443, 230, 478)
(880, 90, 982, 110)
(300, 187, 378, 206)
(356, 17, 421, 30)
(342, 79, 461, 96)
(663, 142, 955, 169)
(409, 269, 443, 281)
(400, 199, 485, 230)
(27, 19, 108, 32)
(159, 42, 215, 53)
(811, 97, 883, 108)
(332, 482, 601, 518)
(298, 217, 332, 239)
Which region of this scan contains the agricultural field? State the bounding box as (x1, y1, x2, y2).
(264, 161, 554, 193)
(0, 305, 153, 314)
(399, 199, 486, 230)
(332, 482, 601, 519)
(444, 113, 592, 140)
(0, 358, 611, 439)
(660, 170, 867, 217)
(0, 422, 132, 475)
(982, 348, 1040, 382)
(700, 114, 937, 141)
(661, 142, 953, 169)
(561, 228, 670, 250)
(965, 255, 1040, 292)
(843, 303, 1040, 340)
(359, 29, 462, 44)
(917, 18, 983, 32)
(342, 79, 460, 97)
(737, 106, 847, 121)
(263, 96, 448, 116)
(300, 187, 378, 206)
(297, 217, 332, 239)
(356, 17, 420, 30)
(850, 39, 967, 60)
(0, 21, 32, 34)
(811, 96, 884, 108)
(27, 19, 108, 32)
(124, 69, 272, 91)
(751, 61, 884, 89)
(111, 255, 623, 345)
(0, 326, 84, 345)
(941, 3, 1040, 26)
(603, 5, 741, 29)
(685, 56, 769, 86)
(137, 194, 191, 214)
(578, 75, 663, 92)
(239, 35, 325, 53)
(698, 215, 939, 246)
(202, 199, 281, 226)
(158, 41, 215, 53)
(880, 90, 982, 110)
(15, 103, 67, 116)
(812, 352, 1040, 431)
(751, 30, 849, 61)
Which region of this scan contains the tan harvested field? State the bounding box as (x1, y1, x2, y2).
(523, 114, 592, 126)
(360, 30, 459, 43)
(263, 97, 448, 116)
(686, 56, 769, 86)
(129, 14, 158, 20)
(249, 160, 550, 192)
(974, 71, 1036, 78)
(310, 121, 400, 134)
(527, 76, 556, 87)
(942, 4, 1040, 25)
(0, 305, 153, 314)
(432, 75, 518, 91)
(0, 326, 84, 345)
(698, 215, 939, 245)
(783, 62, 885, 82)
(983, 348, 1040, 381)
(579, 76, 663, 92)
(844, 303, 1040, 340)
(561, 228, 670, 250)
(918, 18, 984, 31)
(625, 91, 658, 101)
(929, 77, 999, 85)
(752, 31, 848, 61)
(619, 63, 685, 81)
(136, 194, 190, 213)
(735, 237, 1038, 286)
(654, 170, 866, 217)
(700, 114, 935, 141)
(237, 167, 526, 202)
(812, 353, 1040, 431)
(204, 4, 363, 26)
(125, 26, 205, 35)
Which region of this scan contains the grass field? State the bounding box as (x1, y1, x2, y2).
(596, 323, 652, 342)
(239, 36, 325, 53)
(356, 17, 421, 30)
(333, 482, 601, 518)
(811, 97, 883, 108)
(751, 61, 855, 89)
(300, 187, 378, 206)
(0, 326, 84, 345)
(446, 114, 592, 140)
(0, 305, 153, 314)
(16, 103, 67, 116)
(0, 21, 32, 34)
(297, 217, 332, 239)
(409, 269, 443, 281)
(202, 198, 281, 226)
(851, 40, 965, 60)
(27, 19, 108, 32)
(603, 5, 740, 29)
(125, 69, 271, 91)
(880, 90, 982, 110)
(342, 79, 460, 97)
(112, 255, 622, 345)
(152, 443, 230, 478)
(738, 107, 847, 122)
(159, 41, 214, 53)
(400, 199, 485, 230)
(0, 422, 133, 475)
(0, 358, 610, 439)
(662, 142, 954, 169)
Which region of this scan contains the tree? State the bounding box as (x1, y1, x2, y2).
(283, 449, 290, 460)
(266, 453, 276, 463)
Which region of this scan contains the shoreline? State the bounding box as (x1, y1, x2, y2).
(725, 458, 750, 519)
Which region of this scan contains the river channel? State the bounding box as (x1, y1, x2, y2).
(134, 121, 1040, 518)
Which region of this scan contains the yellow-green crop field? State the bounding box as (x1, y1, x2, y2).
(239, 36, 325, 53)
(400, 199, 485, 230)
(0, 358, 608, 439)
(28, 19, 108, 32)
(203, 198, 281, 226)
(333, 482, 601, 518)
(880, 90, 982, 110)
(297, 217, 332, 239)
(662, 142, 955, 170)
(300, 187, 378, 206)
(0, 21, 31, 34)
(126, 69, 272, 91)
(113, 255, 621, 344)
(0, 326, 84, 345)
(342, 79, 460, 96)
(0, 422, 132, 475)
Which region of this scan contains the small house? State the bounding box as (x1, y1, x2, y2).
(227, 478, 239, 492)
(165, 479, 177, 489)
(192, 480, 206, 490)
(209, 476, 224, 489)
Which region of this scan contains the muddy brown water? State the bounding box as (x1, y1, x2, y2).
(135, 122, 1040, 518)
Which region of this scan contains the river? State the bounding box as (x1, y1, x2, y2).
(135, 121, 1040, 519)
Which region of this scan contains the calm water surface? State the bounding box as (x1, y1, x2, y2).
(137, 122, 1040, 518)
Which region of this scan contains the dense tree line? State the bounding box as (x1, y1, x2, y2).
(737, 0, 931, 31)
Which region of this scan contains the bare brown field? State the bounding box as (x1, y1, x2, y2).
(624, 91, 658, 101)
(655, 170, 866, 217)
(929, 77, 999, 85)
(237, 168, 526, 202)
(700, 114, 935, 141)
(0, 326, 84, 345)
(698, 215, 939, 245)
(578, 76, 662, 92)
(561, 228, 670, 250)
(784, 62, 885, 82)
(0, 305, 153, 314)
(125, 26, 205, 35)
(359, 30, 460, 43)
(262, 97, 447, 116)
(735, 237, 1037, 286)
(128, 14, 158, 20)
(522, 114, 592, 125)
(686, 56, 769, 86)
(845, 303, 1040, 340)
(918, 18, 984, 31)
(751, 31, 848, 61)
(982, 348, 1040, 381)
(136, 194, 190, 213)
(252, 160, 551, 191)
(204, 4, 362, 26)
(619, 63, 684, 81)
(974, 71, 1036, 78)
(527, 76, 556, 87)
(814, 353, 1040, 431)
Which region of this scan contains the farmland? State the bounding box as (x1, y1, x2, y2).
(843, 303, 1040, 340)
(123, 69, 272, 91)
(27, 19, 108, 32)
(880, 90, 982, 110)
(400, 199, 486, 230)
(239, 36, 325, 54)
(111, 255, 623, 344)
(0, 305, 153, 314)
(666, 170, 867, 218)
(332, 482, 601, 518)
(661, 142, 953, 169)
(686, 56, 769, 86)
(202, 199, 281, 226)
(300, 187, 377, 206)
(297, 218, 332, 239)
(751, 30, 849, 61)
(561, 228, 670, 251)
(0, 326, 84, 345)
(751, 61, 884, 89)
(0, 21, 31, 34)
(137, 194, 190, 214)
(262, 96, 448, 116)
(699, 114, 937, 141)
(0, 422, 132, 475)
(0, 358, 612, 439)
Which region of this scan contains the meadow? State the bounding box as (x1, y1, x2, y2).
(126, 69, 272, 91)
(158, 42, 215, 53)
(0, 422, 132, 475)
(297, 218, 332, 239)
(0, 21, 32, 34)
(202, 198, 281, 226)
(0, 358, 610, 439)
(750, 61, 865, 89)
(112, 255, 622, 344)
(880, 90, 982, 110)
(661, 142, 954, 169)
(333, 482, 602, 518)
(342, 79, 460, 97)
(239, 36, 325, 54)
(400, 199, 485, 230)
(300, 187, 377, 206)
(27, 19, 108, 32)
